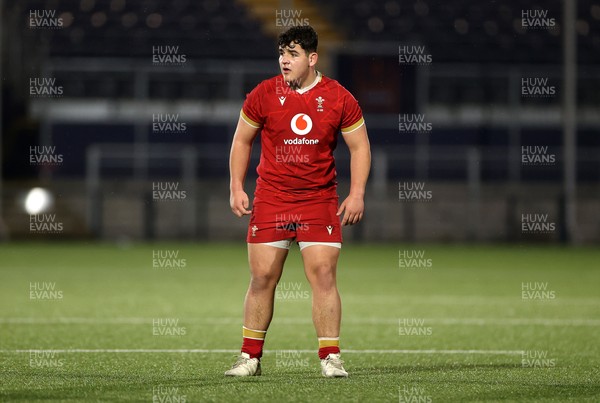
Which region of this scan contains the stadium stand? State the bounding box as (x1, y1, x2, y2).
(1, 0, 599, 241)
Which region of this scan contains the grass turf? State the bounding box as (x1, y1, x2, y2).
(0, 243, 599, 402)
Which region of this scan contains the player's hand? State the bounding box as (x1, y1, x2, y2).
(230, 190, 252, 217)
(336, 195, 364, 226)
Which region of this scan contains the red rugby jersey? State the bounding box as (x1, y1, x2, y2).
(240, 72, 364, 200)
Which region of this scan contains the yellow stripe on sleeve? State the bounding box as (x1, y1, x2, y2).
(240, 109, 262, 129)
(341, 117, 365, 134)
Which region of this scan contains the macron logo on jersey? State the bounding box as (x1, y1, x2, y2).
(290, 113, 312, 135)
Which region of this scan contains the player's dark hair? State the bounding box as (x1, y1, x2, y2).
(277, 25, 318, 54)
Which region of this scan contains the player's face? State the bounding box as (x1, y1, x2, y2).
(278, 42, 315, 89)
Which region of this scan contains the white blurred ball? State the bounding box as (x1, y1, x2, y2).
(24, 187, 54, 215)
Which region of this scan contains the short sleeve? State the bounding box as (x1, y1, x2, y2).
(340, 92, 365, 134)
(240, 83, 265, 128)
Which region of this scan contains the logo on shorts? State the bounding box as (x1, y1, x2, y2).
(251, 225, 258, 237)
(326, 225, 333, 235)
(290, 113, 312, 135)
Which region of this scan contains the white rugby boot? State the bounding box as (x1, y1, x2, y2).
(320, 353, 348, 377)
(224, 352, 261, 376)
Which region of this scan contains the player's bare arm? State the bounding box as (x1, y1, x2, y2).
(229, 116, 259, 217)
(337, 124, 371, 226)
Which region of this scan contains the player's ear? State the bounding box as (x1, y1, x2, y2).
(308, 52, 318, 67)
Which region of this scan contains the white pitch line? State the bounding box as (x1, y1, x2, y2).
(1, 317, 599, 326)
(424, 318, 600, 326)
(0, 349, 524, 355)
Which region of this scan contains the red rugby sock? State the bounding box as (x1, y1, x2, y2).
(318, 337, 340, 359)
(241, 326, 266, 359)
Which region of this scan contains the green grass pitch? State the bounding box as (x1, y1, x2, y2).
(0, 242, 599, 402)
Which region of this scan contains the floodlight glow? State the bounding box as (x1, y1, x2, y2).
(24, 187, 53, 215)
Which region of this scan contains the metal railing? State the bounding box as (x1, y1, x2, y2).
(85, 143, 600, 240)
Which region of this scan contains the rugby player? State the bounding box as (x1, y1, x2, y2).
(225, 25, 371, 377)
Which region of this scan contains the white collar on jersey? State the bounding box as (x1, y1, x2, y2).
(295, 71, 322, 94)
